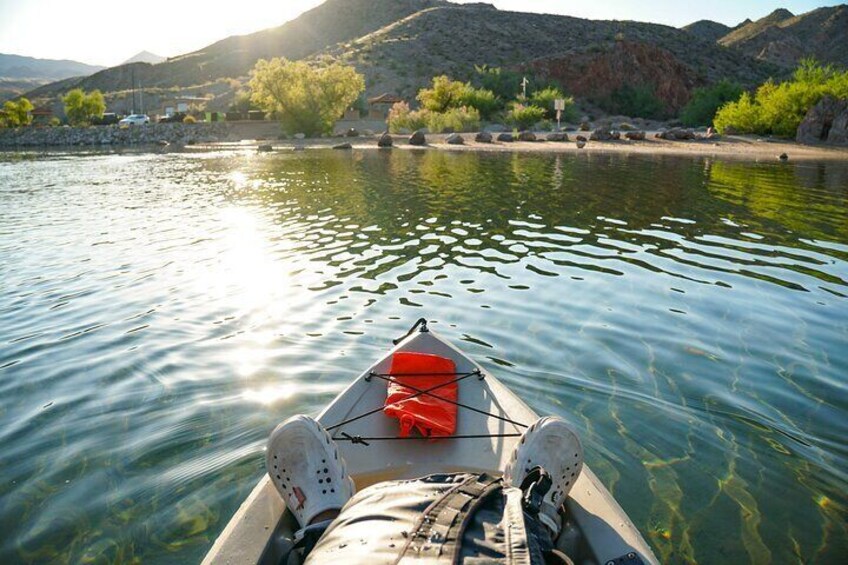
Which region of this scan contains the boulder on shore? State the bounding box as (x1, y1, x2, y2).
(797, 96, 848, 145)
(346, 128, 359, 138)
(475, 131, 493, 143)
(257, 144, 273, 152)
(576, 140, 586, 149)
(446, 133, 465, 145)
(590, 128, 613, 141)
(657, 128, 699, 141)
(546, 132, 568, 142)
(377, 132, 393, 147)
(625, 131, 646, 141)
(409, 130, 427, 146)
(333, 142, 352, 150)
(575, 135, 588, 142)
(518, 131, 537, 142)
(497, 133, 514, 142)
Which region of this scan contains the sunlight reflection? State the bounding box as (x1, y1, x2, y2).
(242, 383, 344, 406)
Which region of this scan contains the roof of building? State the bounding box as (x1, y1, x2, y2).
(368, 93, 404, 105)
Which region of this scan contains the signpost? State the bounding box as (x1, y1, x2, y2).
(554, 98, 566, 131)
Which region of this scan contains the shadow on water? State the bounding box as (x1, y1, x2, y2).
(0, 149, 846, 563)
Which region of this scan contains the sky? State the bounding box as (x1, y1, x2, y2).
(0, 0, 841, 67)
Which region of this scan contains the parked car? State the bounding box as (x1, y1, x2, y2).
(119, 114, 150, 126)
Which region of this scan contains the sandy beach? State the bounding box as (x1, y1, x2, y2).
(256, 131, 848, 162)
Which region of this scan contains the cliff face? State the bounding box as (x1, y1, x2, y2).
(526, 42, 699, 114)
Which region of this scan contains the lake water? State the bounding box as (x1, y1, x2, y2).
(1, 148, 846, 564)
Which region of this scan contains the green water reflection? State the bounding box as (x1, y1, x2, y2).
(0, 148, 845, 564)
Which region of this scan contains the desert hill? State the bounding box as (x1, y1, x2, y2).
(0, 53, 104, 102)
(20, 1, 848, 117)
(682, 20, 733, 43)
(719, 5, 848, 68)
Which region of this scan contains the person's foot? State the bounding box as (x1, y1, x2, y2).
(503, 416, 584, 534)
(266, 415, 355, 528)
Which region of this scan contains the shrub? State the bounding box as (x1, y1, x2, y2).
(387, 101, 428, 132)
(714, 92, 763, 133)
(603, 84, 666, 119)
(506, 103, 547, 130)
(418, 75, 500, 119)
(529, 87, 577, 121)
(714, 59, 848, 136)
(425, 106, 480, 133)
(183, 115, 197, 124)
(680, 80, 744, 127)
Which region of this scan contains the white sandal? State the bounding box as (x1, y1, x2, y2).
(503, 416, 584, 534)
(266, 415, 355, 528)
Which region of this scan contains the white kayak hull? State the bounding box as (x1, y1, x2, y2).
(203, 328, 658, 564)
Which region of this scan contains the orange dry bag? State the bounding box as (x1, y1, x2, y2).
(383, 352, 458, 438)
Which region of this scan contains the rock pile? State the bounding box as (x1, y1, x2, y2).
(0, 123, 229, 147)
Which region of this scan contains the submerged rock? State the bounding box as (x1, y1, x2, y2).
(377, 132, 393, 147)
(409, 130, 427, 146)
(333, 142, 352, 150)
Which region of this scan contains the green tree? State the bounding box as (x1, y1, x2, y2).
(63, 88, 106, 126)
(714, 59, 848, 136)
(418, 76, 470, 113)
(1, 97, 34, 127)
(680, 80, 744, 127)
(474, 65, 522, 101)
(249, 58, 364, 136)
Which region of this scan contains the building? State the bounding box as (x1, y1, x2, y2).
(160, 96, 210, 117)
(30, 106, 54, 126)
(367, 93, 404, 119)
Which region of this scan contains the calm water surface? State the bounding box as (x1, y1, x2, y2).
(1, 148, 846, 564)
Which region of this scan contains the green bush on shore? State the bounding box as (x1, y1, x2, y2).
(714, 60, 848, 136)
(387, 102, 480, 133)
(680, 80, 743, 127)
(506, 103, 547, 130)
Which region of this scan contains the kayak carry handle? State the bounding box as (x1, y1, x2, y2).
(392, 318, 429, 345)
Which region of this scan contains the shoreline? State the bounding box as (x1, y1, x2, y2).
(3, 130, 847, 162)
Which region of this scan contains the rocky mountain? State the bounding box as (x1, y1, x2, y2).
(682, 20, 732, 43)
(718, 5, 848, 68)
(20, 1, 845, 116)
(315, 3, 777, 105)
(0, 53, 104, 102)
(122, 51, 166, 65)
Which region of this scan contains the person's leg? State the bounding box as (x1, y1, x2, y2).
(266, 415, 355, 534)
(503, 416, 584, 538)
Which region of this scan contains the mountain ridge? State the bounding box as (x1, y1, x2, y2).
(18, 1, 847, 116)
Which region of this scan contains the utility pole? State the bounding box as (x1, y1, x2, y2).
(521, 76, 529, 100)
(131, 67, 136, 114)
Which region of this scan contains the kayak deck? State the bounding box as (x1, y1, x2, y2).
(203, 329, 658, 564)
